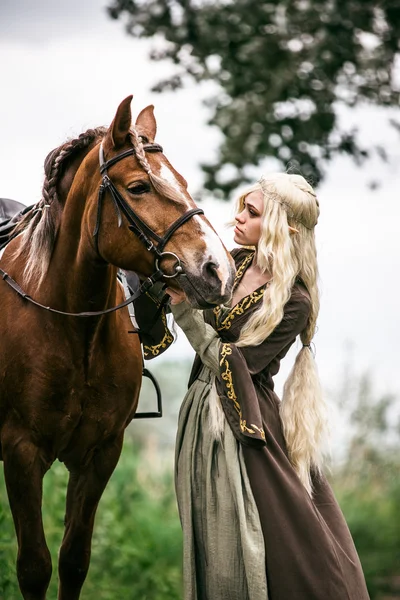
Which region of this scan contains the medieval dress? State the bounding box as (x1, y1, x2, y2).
(171, 248, 370, 600)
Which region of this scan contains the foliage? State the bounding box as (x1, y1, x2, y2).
(137, 353, 193, 450)
(329, 370, 400, 599)
(107, 0, 400, 196)
(335, 463, 400, 599)
(0, 501, 16, 599)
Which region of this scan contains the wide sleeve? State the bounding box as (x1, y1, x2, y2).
(215, 291, 310, 447)
(170, 302, 221, 377)
(130, 277, 174, 360)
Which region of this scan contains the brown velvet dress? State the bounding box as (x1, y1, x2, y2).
(174, 248, 370, 600)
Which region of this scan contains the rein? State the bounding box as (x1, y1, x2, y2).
(0, 266, 162, 318)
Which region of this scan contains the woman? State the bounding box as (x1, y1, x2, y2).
(167, 173, 370, 600)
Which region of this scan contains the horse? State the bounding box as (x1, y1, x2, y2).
(0, 95, 235, 600)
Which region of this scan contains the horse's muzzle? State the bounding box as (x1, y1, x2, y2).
(180, 265, 235, 308)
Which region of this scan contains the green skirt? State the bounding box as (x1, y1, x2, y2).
(175, 366, 268, 600)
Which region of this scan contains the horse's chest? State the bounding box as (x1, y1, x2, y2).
(66, 373, 140, 428)
(54, 378, 140, 466)
(0, 323, 142, 464)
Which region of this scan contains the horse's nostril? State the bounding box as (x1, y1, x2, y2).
(203, 261, 219, 282)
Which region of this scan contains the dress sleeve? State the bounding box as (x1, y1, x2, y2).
(170, 302, 221, 377)
(215, 291, 310, 447)
(131, 278, 174, 360)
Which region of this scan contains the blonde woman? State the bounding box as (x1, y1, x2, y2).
(167, 173, 369, 600)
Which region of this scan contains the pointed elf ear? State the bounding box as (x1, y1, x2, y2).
(103, 95, 133, 154)
(135, 105, 157, 142)
(288, 225, 299, 235)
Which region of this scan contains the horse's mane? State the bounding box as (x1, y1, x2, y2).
(14, 124, 186, 290)
(14, 127, 107, 288)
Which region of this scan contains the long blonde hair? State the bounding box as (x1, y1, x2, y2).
(236, 173, 327, 495)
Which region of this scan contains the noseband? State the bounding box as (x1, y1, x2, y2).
(0, 138, 205, 318)
(94, 141, 204, 284)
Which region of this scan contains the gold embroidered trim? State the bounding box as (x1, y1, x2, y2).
(233, 252, 254, 287)
(143, 311, 174, 357)
(220, 343, 265, 440)
(214, 253, 253, 326)
(214, 252, 267, 331)
(213, 305, 221, 327)
(217, 288, 265, 331)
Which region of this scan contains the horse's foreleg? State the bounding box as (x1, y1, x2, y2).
(2, 429, 52, 600)
(58, 433, 124, 600)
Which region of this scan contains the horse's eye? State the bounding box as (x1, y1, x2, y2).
(127, 182, 150, 196)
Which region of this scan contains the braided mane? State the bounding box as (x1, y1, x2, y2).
(14, 127, 107, 287)
(129, 129, 184, 203)
(14, 125, 184, 289)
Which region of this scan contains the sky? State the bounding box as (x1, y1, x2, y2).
(1, 0, 399, 426)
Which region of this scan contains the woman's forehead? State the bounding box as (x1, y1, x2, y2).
(245, 189, 264, 210)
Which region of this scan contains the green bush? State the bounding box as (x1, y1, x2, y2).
(329, 371, 400, 599)
(332, 459, 400, 599)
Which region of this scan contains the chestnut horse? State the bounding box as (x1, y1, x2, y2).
(0, 96, 235, 600)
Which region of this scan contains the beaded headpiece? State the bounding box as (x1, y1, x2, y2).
(258, 174, 316, 231)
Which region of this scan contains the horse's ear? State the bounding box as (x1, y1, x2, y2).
(103, 95, 133, 153)
(135, 105, 157, 141)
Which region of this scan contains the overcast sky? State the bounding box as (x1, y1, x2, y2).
(1, 0, 399, 422)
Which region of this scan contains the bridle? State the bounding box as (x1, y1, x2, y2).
(95, 141, 203, 278)
(0, 138, 203, 418)
(0, 139, 204, 318)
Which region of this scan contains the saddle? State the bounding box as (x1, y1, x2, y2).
(0, 198, 26, 221)
(0, 199, 29, 250)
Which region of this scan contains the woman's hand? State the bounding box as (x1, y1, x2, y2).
(166, 287, 187, 305)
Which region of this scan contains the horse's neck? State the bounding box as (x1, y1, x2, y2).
(48, 209, 118, 314)
(46, 152, 119, 313)
(57, 142, 99, 205)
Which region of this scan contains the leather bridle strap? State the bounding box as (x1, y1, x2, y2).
(99, 144, 163, 173)
(158, 209, 203, 253)
(95, 142, 204, 257)
(103, 179, 203, 254)
(0, 267, 163, 318)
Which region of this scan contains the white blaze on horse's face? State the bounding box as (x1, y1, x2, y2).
(159, 164, 184, 194)
(192, 217, 231, 297)
(157, 161, 234, 305)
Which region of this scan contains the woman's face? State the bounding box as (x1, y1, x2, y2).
(234, 190, 264, 247)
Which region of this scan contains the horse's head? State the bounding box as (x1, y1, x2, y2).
(82, 96, 235, 308)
